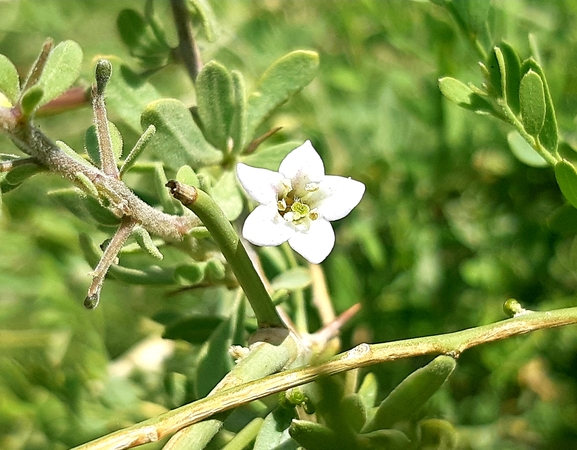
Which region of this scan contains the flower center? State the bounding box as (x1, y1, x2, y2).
(277, 181, 319, 226)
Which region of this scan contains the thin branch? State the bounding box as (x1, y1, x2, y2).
(8, 122, 197, 240)
(85, 216, 137, 309)
(170, 0, 203, 82)
(73, 305, 577, 450)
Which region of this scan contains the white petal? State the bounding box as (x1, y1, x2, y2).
(237, 163, 285, 205)
(315, 175, 365, 221)
(288, 219, 335, 264)
(242, 204, 294, 246)
(279, 140, 325, 184)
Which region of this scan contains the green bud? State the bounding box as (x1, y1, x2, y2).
(95, 59, 112, 95)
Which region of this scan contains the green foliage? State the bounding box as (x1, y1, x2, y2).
(141, 98, 223, 169)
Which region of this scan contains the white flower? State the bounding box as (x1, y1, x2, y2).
(236, 140, 365, 264)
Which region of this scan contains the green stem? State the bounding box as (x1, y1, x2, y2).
(166, 180, 285, 329)
(500, 100, 559, 166)
(74, 305, 577, 450)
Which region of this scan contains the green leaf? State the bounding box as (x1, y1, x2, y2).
(363, 355, 456, 433)
(188, 0, 216, 42)
(498, 42, 521, 114)
(0, 54, 20, 104)
(194, 312, 235, 398)
(174, 263, 207, 285)
(4, 162, 46, 186)
(289, 420, 341, 450)
(153, 163, 182, 215)
(507, 131, 547, 167)
(78, 233, 175, 285)
(84, 122, 124, 167)
(141, 98, 222, 169)
(48, 188, 92, 222)
(520, 58, 558, 154)
(20, 86, 44, 116)
(340, 394, 367, 433)
(485, 48, 502, 98)
(254, 407, 298, 450)
(211, 170, 243, 221)
(555, 160, 577, 209)
(83, 196, 122, 226)
(117, 9, 169, 68)
(245, 50, 319, 143)
(133, 226, 163, 259)
(271, 267, 312, 291)
(163, 316, 225, 344)
(519, 70, 546, 136)
(106, 62, 163, 132)
(357, 372, 379, 410)
(33, 40, 83, 109)
(240, 141, 300, 171)
(196, 61, 235, 150)
(419, 419, 458, 450)
(358, 429, 411, 450)
(175, 165, 200, 187)
(438, 77, 493, 115)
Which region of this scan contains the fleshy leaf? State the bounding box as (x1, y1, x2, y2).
(211, 170, 243, 221)
(188, 0, 216, 42)
(520, 58, 558, 154)
(362, 355, 456, 433)
(106, 62, 163, 132)
(498, 42, 521, 114)
(33, 40, 83, 109)
(141, 98, 222, 169)
(245, 51, 319, 143)
(507, 131, 547, 167)
(133, 226, 163, 259)
(196, 61, 234, 150)
(85, 122, 124, 166)
(79, 233, 174, 285)
(194, 307, 237, 398)
(254, 408, 297, 450)
(271, 267, 311, 290)
(20, 86, 44, 116)
(0, 54, 20, 104)
(117, 9, 169, 68)
(175, 165, 200, 187)
(519, 70, 546, 136)
(340, 394, 367, 433)
(289, 420, 341, 450)
(555, 160, 577, 209)
(419, 419, 458, 450)
(153, 163, 182, 215)
(240, 141, 300, 171)
(438, 77, 493, 115)
(174, 263, 207, 285)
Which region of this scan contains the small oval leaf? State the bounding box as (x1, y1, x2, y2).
(519, 70, 546, 136)
(245, 50, 319, 143)
(0, 54, 20, 104)
(141, 98, 222, 169)
(196, 61, 234, 150)
(34, 40, 83, 109)
(555, 160, 577, 209)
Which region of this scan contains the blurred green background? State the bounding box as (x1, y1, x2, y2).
(2, 0, 577, 448)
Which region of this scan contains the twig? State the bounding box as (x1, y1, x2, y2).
(170, 0, 203, 82)
(73, 305, 577, 450)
